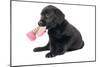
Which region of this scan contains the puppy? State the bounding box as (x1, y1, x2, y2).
(33, 5, 84, 58)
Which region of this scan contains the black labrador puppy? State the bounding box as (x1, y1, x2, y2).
(33, 5, 84, 58)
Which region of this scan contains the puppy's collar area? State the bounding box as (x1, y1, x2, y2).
(47, 20, 67, 31)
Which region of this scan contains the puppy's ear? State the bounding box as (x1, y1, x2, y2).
(54, 9, 65, 24)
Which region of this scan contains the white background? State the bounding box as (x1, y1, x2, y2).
(12, 1, 95, 66)
(0, 0, 99, 67)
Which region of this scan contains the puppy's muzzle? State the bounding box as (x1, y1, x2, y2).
(38, 21, 46, 26)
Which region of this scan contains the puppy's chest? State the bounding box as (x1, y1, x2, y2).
(48, 30, 63, 38)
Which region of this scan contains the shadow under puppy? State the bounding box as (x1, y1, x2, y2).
(33, 5, 84, 58)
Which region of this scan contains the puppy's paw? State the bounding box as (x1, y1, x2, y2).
(33, 47, 42, 52)
(45, 52, 56, 58)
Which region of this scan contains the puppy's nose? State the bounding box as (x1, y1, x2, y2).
(38, 21, 43, 26)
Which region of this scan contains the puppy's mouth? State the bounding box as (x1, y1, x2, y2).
(38, 21, 56, 30)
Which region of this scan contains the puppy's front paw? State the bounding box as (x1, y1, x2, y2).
(33, 47, 42, 52)
(46, 52, 56, 58)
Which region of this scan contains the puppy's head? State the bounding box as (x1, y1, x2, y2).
(38, 5, 65, 29)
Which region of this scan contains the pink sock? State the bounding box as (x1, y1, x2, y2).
(26, 31, 36, 41)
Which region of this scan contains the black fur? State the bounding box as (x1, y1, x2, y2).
(33, 5, 84, 58)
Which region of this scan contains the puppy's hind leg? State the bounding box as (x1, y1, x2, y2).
(33, 42, 50, 52)
(67, 41, 84, 51)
